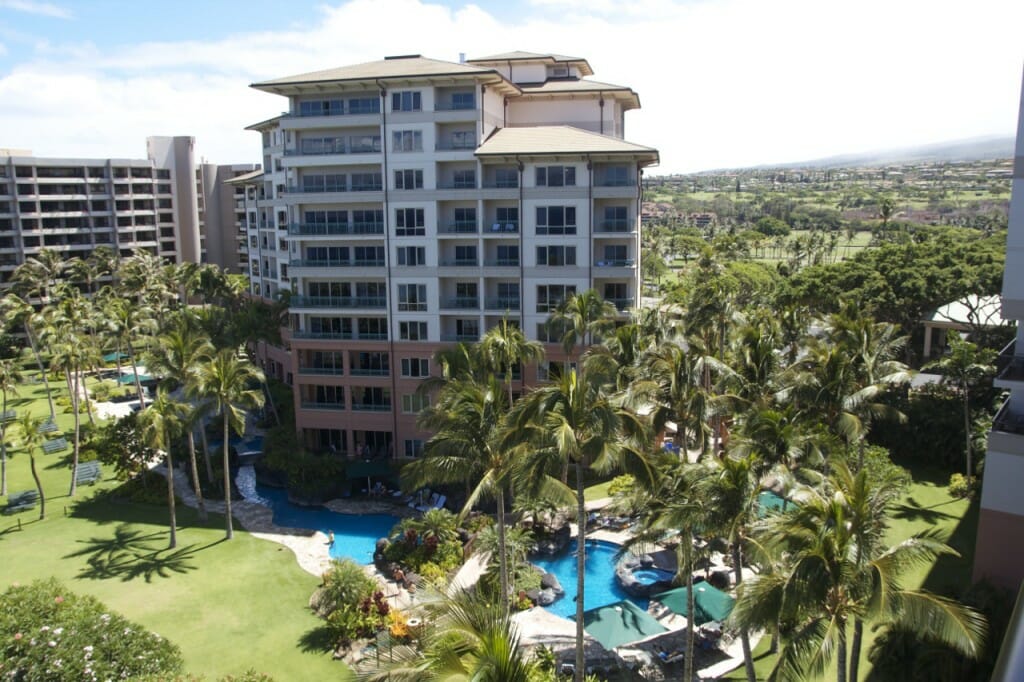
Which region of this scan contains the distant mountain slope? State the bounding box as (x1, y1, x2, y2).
(708, 136, 1015, 172)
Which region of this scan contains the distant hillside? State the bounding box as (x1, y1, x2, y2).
(709, 136, 1015, 173)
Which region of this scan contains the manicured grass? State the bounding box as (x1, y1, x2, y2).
(583, 480, 613, 502)
(1, 375, 349, 680)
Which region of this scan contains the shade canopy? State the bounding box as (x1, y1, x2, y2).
(117, 373, 152, 384)
(346, 459, 391, 480)
(581, 600, 667, 650)
(653, 583, 735, 626)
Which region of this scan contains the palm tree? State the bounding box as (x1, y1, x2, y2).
(732, 463, 987, 682)
(138, 388, 187, 548)
(0, 357, 22, 496)
(355, 589, 540, 682)
(1, 294, 56, 421)
(512, 360, 651, 682)
(105, 297, 157, 409)
(13, 247, 67, 304)
(480, 318, 544, 404)
(547, 289, 617, 355)
(146, 318, 215, 519)
(405, 374, 518, 606)
(15, 412, 46, 520)
(923, 337, 996, 482)
(193, 349, 265, 539)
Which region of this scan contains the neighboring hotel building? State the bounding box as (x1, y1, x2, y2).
(0, 136, 256, 287)
(976, 71, 1024, 591)
(244, 52, 658, 457)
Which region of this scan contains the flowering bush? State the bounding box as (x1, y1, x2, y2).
(0, 578, 183, 680)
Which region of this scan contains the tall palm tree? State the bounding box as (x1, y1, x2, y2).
(512, 360, 651, 682)
(923, 337, 996, 482)
(146, 318, 215, 519)
(15, 412, 46, 520)
(480, 318, 544, 404)
(547, 289, 617, 355)
(13, 247, 67, 304)
(105, 297, 157, 409)
(405, 374, 518, 606)
(138, 388, 186, 548)
(732, 463, 987, 682)
(193, 349, 265, 539)
(0, 357, 22, 496)
(1, 294, 56, 421)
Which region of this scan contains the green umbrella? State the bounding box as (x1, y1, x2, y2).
(653, 583, 735, 625)
(581, 600, 668, 649)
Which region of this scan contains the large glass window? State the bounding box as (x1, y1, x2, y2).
(348, 97, 380, 114)
(400, 358, 429, 378)
(298, 99, 343, 116)
(393, 130, 422, 152)
(536, 206, 576, 235)
(395, 169, 423, 189)
(392, 91, 422, 112)
(495, 244, 518, 266)
(536, 165, 576, 187)
(395, 208, 425, 236)
(537, 284, 576, 313)
(397, 246, 426, 265)
(350, 172, 382, 191)
(398, 284, 427, 311)
(537, 245, 576, 266)
(402, 394, 430, 414)
(400, 321, 428, 340)
(451, 92, 475, 110)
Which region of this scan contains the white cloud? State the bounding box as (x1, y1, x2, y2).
(0, 0, 72, 19)
(0, 0, 1022, 172)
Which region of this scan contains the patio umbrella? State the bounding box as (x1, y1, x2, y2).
(653, 583, 735, 626)
(346, 458, 391, 493)
(581, 600, 668, 650)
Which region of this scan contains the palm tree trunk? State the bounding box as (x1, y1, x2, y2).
(223, 409, 233, 540)
(29, 453, 45, 520)
(574, 459, 586, 682)
(65, 368, 80, 497)
(82, 367, 96, 427)
(496, 487, 510, 612)
(962, 389, 972, 481)
(685, 549, 696, 682)
(837, 620, 848, 682)
(126, 339, 147, 409)
(732, 544, 756, 682)
(25, 324, 56, 421)
(849, 618, 864, 682)
(1, 392, 7, 497)
(187, 431, 207, 521)
(166, 447, 177, 548)
(199, 427, 214, 481)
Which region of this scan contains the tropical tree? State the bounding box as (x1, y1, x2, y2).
(104, 297, 157, 409)
(480, 318, 544, 404)
(15, 412, 46, 520)
(923, 337, 997, 482)
(12, 248, 67, 304)
(547, 289, 617, 355)
(0, 357, 22, 496)
(512, 359, 651, 682)
(138, 388, 187, 548)
(0, 294, 56, 421)
(193, 349, 265, 539)
(732, 463, 987, 682)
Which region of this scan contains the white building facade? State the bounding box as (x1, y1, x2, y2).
(245, 52, 658, 457)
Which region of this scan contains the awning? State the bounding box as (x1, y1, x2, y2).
(653, 583, 735, 626)
(346, 459, 391, 480)
(117, 373, 152, 384)
(582, 600, 668, 650)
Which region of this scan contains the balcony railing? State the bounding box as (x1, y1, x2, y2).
(301, 401, 345, 411)
(485, 297, 520, 311)
(595, 259, 635, 267)
(350, 367, 390, 377)
(290, 258, 386, 268)
(597, 219, 632, 232)
(594, 178, 636, 187)
(441, 333, 481, 342)
(435, 139, 477, 151)
(291, 330, 354, 340)
(438, 221, 478, 235)
(481, 179, 519, 189)
(607, 297, 635, 311)
(485, 222, 519, 234)
(351, 403, 391, 412)
(483, 258, 519, 267)
(298, 366, 344, 376)
(434, 101, 476, 111)
(289, 222, 385, 236)
(439, 258, 479, 267)
(284, 139, 381, 156)
(441, 297, 480, 309)
(437, 180, 477, 190)
(291, 295, 387, 309)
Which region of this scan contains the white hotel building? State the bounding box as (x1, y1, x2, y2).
(243, 51, 658, 458)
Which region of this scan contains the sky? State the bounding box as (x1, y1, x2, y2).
(0, 0, 1022, 174)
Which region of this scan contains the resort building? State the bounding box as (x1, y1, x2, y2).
(0, 136, 257, 288)
(975, 71, 1024, 591)
(244, 51, 658, 458)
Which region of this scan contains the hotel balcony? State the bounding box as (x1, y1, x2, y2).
(594, 219, 637, 234)
(995, 340, 1024, 390)
(289, 221, 384, 237)
(290, 295, 387, 310)
(438, 257, 479, 267)
(485, 297, 521, 312)
(607, 297, 636, 311)
(440, 296, 480, 311)
(437, 221, 479, 236)
(300, 401, 346, 411)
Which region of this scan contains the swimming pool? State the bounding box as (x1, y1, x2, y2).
(532, 539, 648, 618)
(236, 466, 399, 564)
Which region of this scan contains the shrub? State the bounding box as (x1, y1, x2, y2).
(948, 473, 977, 499)
(0, 578, 183, 680)
(607, 474, 635, 496)
(313, 558, 376, 618)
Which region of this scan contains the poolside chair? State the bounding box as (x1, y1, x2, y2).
(416, 492, 440, 512)
(432, 494, 446, 510)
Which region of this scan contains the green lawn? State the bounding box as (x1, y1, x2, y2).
(1, 375, 348, 680)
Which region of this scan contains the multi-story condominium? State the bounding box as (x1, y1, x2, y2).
(197, 163, 261, 274)
(246, 51, 658, 458)
(0, 136, 256, 288)
(976, 71, 1024, 592)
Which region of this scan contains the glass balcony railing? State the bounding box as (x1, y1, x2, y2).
(483, 258, 519, 267)
(607, 297, 635, 311)
(485, 297, 520, 311)
(594, 258, 635, 267)
(441, 333, 481, 342)
(349, 368, 390, 377)
(301, 401, 345, 411)
(291, 330, 354, 340)
(298, 366, 344, 376)
(437, 180, 477, 190)
(594, 178, 636, 187)
(351, 403, 391, 412)
(481, 179, 519, 189)
(438, 258, 479, 267)
(291, 295, 387, 309)
(484, 222, 519, 234)
(438, 221, 478, 234)
(291, 258, 385, 268)
(441, 297, 480, 309)
(289, 222, 385, 236)
(597, 219, 632, 232)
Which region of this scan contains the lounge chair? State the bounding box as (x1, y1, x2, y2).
(432, 494, 446, 510)
(416, 492, 439, 512)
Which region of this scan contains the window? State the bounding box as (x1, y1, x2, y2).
(395, 169, 423, 190)
(299, 99, 343, 116)
(280, 264, 289, 281)
(392, 91, 422, 112)
(454, 245, 477, 265)
(353, 209, 383, 231)
(398, 284, 427, 311)
(393, 130, 422, 152)
(603, 165, 630, 186)
(358, 317, 387, 339)
(300, 136, 345, 155)
(495, 244, 518, 266)
(495, 206, 518, 230)
(450, 131, 475, 149)
(395, 208, 425, 236)
(536, 206, 576, 235)
(536, 165, 576, 187)
(349, 135, 381, 153)
(350, 172, 382, 191)
(404, 439, 425, 458)
(356, 282, 386, 299)
(452, 169, 475, 189)
(354, 246, 384, 265)
(493, 168, 518, 188)
(602, 245, 628, 264)
(397, 246, 426, 266)
(348, 97, 380, 114)
(537, 284, 576, 313)
(305, 210, 347, 228)
(604, 283, 628, 309)
(455, 318, 479, 340)
(451, 92, 475, 110)
(604, 205, 629, 231)
(497, 282, 519, 307)
(306, 246, 348, 263)
(402, 394, 430, 414)
(308, 282, 348, 298)
(302, 174, 346, 192)
(311, 385, 345, 406)
(453, 207, 476, 230)
(401, 358, 429, 378)
(400, 321, 428, 340)
(537, 245, 576, 266)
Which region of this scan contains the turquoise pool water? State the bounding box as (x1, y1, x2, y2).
(532, 539, 648, 618)
(236, 466, 399, 564)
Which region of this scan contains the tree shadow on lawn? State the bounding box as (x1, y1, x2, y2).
(298, 623, 337, 654)
(65, 522, 225, 583)
(889, 496, 960, 524)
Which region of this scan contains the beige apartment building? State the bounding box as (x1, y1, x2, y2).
(244, 51, 658, 458)
(0, 136, 256, 287)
